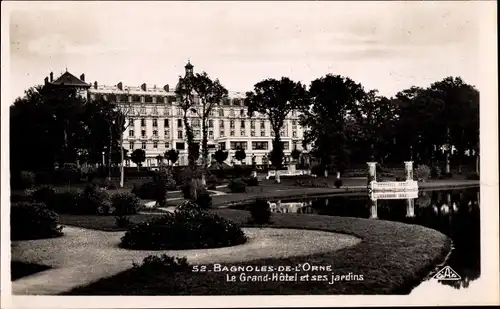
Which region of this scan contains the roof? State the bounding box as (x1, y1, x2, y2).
(51, 71, 90, 88)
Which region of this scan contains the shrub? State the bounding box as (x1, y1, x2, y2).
(120, 210, 247, 250)
(104, 179, 118, 190)
(244, 176, 259, 186)
(131, 181, 157, 200)
(249, 199, 272, 224)
(79, 185, 111, 215)
(311, 164, 323, 176)
(32, 186, 56, 209)
(11, 202, 63, 240)
(334, 178, 343, 188)
(52, 190, 81, 213)
(18, 171, 36, 189)
(195, 191, 212, 209)
(115, 216, 132, 229)
(431, 166, 442, 179)
(111, 192, 142, 215)
(175, 200, 202, 214)
(415, 164, 431, 181)
(132, 254, 190, 275)
(466, 172, 480, 180)
(207, 174, 218, 190)
(228, 178, 247, 193)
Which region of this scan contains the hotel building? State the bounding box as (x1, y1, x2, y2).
(44, 62, 307, 167)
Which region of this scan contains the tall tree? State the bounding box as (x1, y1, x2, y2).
(301, 75, 365, 178)
(165, 149, 179, 167)
(130, 149, 146, 170)
(245, 77, 308, 183)
(175, 76, 197, 169)
(214, 149, 229, 167)
(235, 148, 246, 165)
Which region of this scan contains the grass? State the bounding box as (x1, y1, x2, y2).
(59, 213, 165, 232)
(11, 262, 51, 281)
(63, 208, 451, 295)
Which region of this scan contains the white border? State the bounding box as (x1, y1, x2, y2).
(1, 1, 498, 308)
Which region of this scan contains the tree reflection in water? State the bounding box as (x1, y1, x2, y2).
(272, 188, 480, 290)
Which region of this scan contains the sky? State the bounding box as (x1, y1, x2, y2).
(6, 1, 484, 103)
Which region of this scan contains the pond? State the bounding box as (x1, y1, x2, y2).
(233, 187, 480, 294)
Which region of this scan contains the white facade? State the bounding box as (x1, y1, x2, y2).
(82, 66, 307, 167)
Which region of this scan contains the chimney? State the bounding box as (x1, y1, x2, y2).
(80, 73, 85, 81)
(44, 77, 49, 85)
(117, 82, 123, 91)
(141, 83, 147, 91)
(163, 84, 170, 92)
(94, 81, 98, 89)
(49, 72, 54, 82)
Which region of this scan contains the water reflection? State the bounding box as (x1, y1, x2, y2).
(260, 188, 480, 291)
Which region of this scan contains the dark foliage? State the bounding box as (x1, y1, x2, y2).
(115, 216, 132, 229)
(79, 185, 111, 215)
(132, 254, 190, 275)
(248, 199, 272, 224)
(111, 192, 142, 215)
(243, 176, 259, 187)
(11, 202, 64, 240)
(195, 191, 212, 209)
(32, 186, 56, 209)
(131, 181, 157, 200)
(334, 178, 343, 188)
(228, 178, 247, 193)
(120, 209, 247, 250)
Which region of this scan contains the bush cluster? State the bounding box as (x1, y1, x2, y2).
(120, 207, 247, 250)
(111, 193, 141, 216)
(334, 178, 343, 188)
(228, 178, 247, 193)
(11, 202, 64, 240)
(243, 176, 259, 187)
(430, 166, 442, 179)
(131, 181, 157, 200)
(12, 171, 36, 190)
(248, 199, 272, 224)
(132, 254, 190, 275)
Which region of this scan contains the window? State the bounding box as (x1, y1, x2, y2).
(153, 141, 158, 148)
(230, 130, 235, 137)
(153, 130, 158, 137)
(260, 122, 265, 129)
(141, 142, 147, 149)
(153, 119, 158, 127)
(177, 131, 183, 139)
(220, 121, 225, 128)
(129, 141, 135, 149)
(167, 96, 176, 104)
(141, 118, 146, 127)
(141, 130, 146, 137)
(194, 130, 201, 137)
(132, 95, 141, 102)
(222, 98, 230, 105)
(230, 109, 235, 116)
(240, 109, 245, 116)
(219, 142, 226, 150)
(177, 119, 183, 127)
(176, 108, 182, 116)
(164, 119, 169, 127)
(230, 120, 235, 129)
(219, 109, 224, 117)
(230, 142, 247, 150)
(241, 120, 245, 129)
(129, 130, 134, 137)
(176, 142, 185, 150)
(293, 131, 297, 138)
(292, 120, 297, 126)
(281, 141, 289, 150)
(152, 106, 158, 114)
(250, 121, 255, 129)
(140, 107, 146, 114)
(209, 131, 214, 138)
(220, 129, 225, 137)
(129, 118, 134, 126)
(293, 141, 298, 149)
(209, 110, 215, 117)
(164, 130, 169, 138)
(145, 95, 153, 103)
(251, 131, 255, 137)
(209, 120, 213, 128)
(240, 130, 245, 136)
(165, 142, 170, 149)
(252, 141, 268, 150)
(192, 119, 200, 128)
(260, 130, 265, 137)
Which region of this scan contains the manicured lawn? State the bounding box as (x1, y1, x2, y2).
(59, 213, 165, 232)
(64, 208, 451, 295)
(11, 262, 51, 281)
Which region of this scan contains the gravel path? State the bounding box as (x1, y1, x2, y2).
(11, 227, 360, 295)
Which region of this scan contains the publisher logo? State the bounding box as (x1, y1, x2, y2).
(432, 266, 461, 281)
